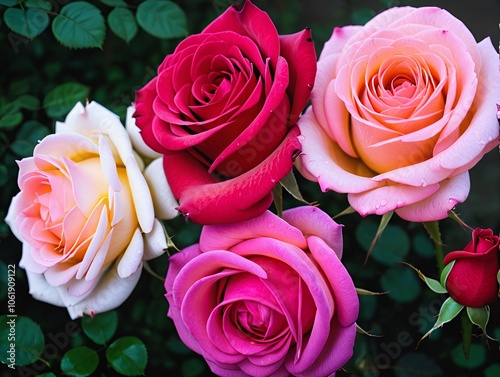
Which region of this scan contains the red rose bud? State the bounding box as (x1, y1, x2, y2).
(443, 228, 500, 308)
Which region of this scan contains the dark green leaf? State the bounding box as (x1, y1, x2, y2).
(108, 7, 137, 43)
(43, 82, 89, 119)
(14, 94, 40, 110)
(485, 364, 500, 377)
(61, 346, 99, 377)
(395, 352, 444, 377)
(182, 357, 206, 377)
(100, 0, 127, 6)
(25, 0, 52, 11)
(351, 7, 376, 25)
(0, 112, 22, 129)
(402, 262, 447, 294)
(106, 336, 147, 376)
(10, 140, 35, 157)
(52, 2, 106, 49)
(16, 120, 51, 143)
(380, 265, 421, 303)
(0, 315, 45, 366)
(412, 232, 434, 258)
(0, 0, 17, 6)
(136, 0, 188, 39)
(82, 310, 118, 345)
(451, 343, 486, 368)
(272, 182, 283, 218)
(4, 8, 49, 39)
(356, 220, 410, 265)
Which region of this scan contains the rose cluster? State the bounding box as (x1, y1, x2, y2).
(5, 0, 499, 376)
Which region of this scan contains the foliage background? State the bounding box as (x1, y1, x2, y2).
(0, 0, 499, 376)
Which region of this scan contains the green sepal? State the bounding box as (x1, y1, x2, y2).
(333, 205, 356, 219)
(440, 261, 455, 288)
(272, 182, 283, 218)
(419, 297, 463, 345)
(355, 287, 387, 296)
(355, 323, 382, 337)
(364, 211, 394, 263)
(402, 262, 447, 294)
(279, 170, 310, 204)
(466, 306, 491, 338)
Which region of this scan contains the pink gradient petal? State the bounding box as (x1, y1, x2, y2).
(282, 206, 344, 259)
(395, 172, 470, 221)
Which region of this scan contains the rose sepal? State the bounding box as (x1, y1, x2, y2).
(418, 297, 464, 345)
(403, 262, 447, 294)
(439, 261, 455, 288)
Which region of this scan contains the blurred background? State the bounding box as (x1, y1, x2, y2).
(1, 0, 499, 376)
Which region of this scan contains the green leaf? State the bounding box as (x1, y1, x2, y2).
(395, 352, 444, 377)
(412, 232, 434, 258)
(356, 220, 410, 265)
(100, 0, 127, 6)
(380, 265, 421, 303)
(10, 140, 35, 157)
(43, 82, 89, 119)
(106, 336, 148, 376)
(14, 94, 40, 110)
(419, 297, 463, 344)
(280, 170, 309, 204)
(466, 306, 490, 336)
(0, 315, 45, 366)
(485, 364, 500, 377)
(182, 357, 206, 377)
(82, 310, 118, 345)
(451, 343, 486, 368)
(351, 7, 376, 25)
(136, 0, 188, 39)
(402, 262, 447, 294)
(4, 8, 49, 39)
(61, 346, 99, 377)
(25, 0, 52, 11)
(52, 2, 106, 49)
(0, 0, 17, 6)
(333, 205, 356, 219)
(0, 111, 23, 129)
(16, 120, 51, 143)
(108, 7, 137, 43)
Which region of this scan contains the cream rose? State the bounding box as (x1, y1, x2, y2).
(6, 101, 177, 319)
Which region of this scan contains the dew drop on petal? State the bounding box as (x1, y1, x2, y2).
(380, 200, 387, 206)
(421, 179, 427, 187)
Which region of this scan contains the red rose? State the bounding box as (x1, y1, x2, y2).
(134, 0, 316, 224)
(443, 228, 500, 308)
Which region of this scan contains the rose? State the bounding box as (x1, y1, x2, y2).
(165, 206, 358, 377)
(442, 228, 499, 308)
(297, 6, 500, 221)
(134, 0, 316, 224)
(5, 101, 177, 319)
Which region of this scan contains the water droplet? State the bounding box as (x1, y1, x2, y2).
(421, 178, 427, 187)
(297, 135, 305, 142)
(380, 200, 387, 206)
(375, 203, 380, 209)
(271, 179, 276, 183)
(396, 200, 403, 207)
(478, 139, 486, 145)
(307, 83, 313, 89)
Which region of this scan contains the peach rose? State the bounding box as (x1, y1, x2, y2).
(6, 101, 177, 319)
(297, 7, 500, 221)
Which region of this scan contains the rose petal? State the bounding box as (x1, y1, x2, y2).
(144, 157, 179, 220)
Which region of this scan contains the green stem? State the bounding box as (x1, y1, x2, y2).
(423, 221, 444, 274)
(460, 310, 473, 359)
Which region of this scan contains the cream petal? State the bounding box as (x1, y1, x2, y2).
(126, 155, 155, 233)
(126, 105, 162, 160)
(143, 219, 168, 261)
(99, 135, 121, 192)
(25, 271, 65, 307)
(144, 158, 179, 220)
(66, 262, 142, 319)
(117, 228, 144, 278)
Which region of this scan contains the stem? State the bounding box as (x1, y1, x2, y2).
(423, 221, 444, 274)
(460, 310, 473, 359)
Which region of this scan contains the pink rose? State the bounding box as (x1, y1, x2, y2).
(134, 0, 316, 224)
(165, 206, 358, 377)
(5, 102, 177, 319)
(297, 7, 500, 221)
(443, 228, 499, 308)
